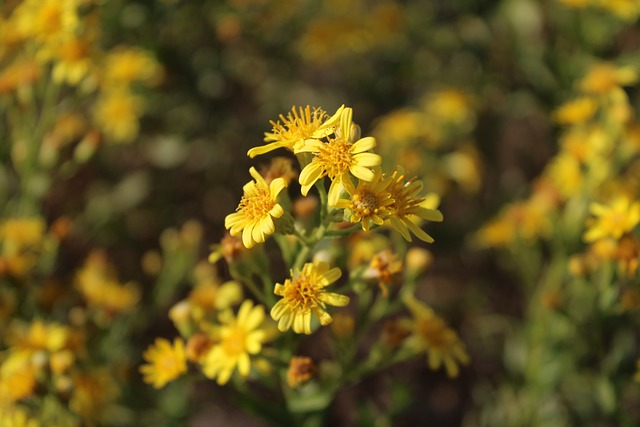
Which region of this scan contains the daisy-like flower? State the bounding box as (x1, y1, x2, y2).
(386, 169, 443, 243)
(402, 295, 469, 378)
(93, 88, 144, 143)
(271, 261, 349, 334)
(14, 0, 79, 44)
(201, 300, 267, 385)
(247, 105, 343, 158)
(335, 169, 394, 231)
(139, 338, 188, 389)
(297, 107, 382, 205)
(583, 195, 640, 242)
(224, 167, 288, 249)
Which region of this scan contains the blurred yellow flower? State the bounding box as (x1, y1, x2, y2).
(0, 355, 38, 402)
(584, 195, 640, 242)
(553, 97, 598, 125)
(7, 320, 68, 354)
(225, 167, 287, 248)
(386, 169, 443, 243)
(248, 105, 343, 158)
(140, 338, 188, 389)
(14, 0, 79, 44)
(75, 251, 140, 319)
(271, 261, 349, 334)
(297, 107, 382, 205)
(186, 262, 243, 321)
(49, 36, 93, 85)
(580, 63, 637, 94)
(102, 47, 161, 87)
(363, 249, 403, 296)
(93, 89, 144, 143)
(402, 296, 469, 378)
(597, 0, 640, 20)
(0, 406, 39, 427)
(423, 89, 475, 129)
(335, 169, 394, 231)
(202, 300, 267, 385)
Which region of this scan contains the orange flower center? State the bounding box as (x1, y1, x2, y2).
(416, 318, 448, 349)
(283, 274, 319, 310)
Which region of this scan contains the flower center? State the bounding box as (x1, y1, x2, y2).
(283, 275, 319, 310)
(238, 186, 275, 221)
(314, 138, 353, 180)
(352, 191, 379, 216)
(416, 318, 448, 349)
(222, 328, 246, 356)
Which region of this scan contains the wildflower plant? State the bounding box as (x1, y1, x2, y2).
(143, 105, 467, 424)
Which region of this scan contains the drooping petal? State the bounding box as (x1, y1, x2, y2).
(299, 163, 325, 187)
(242, 222, 255, 248)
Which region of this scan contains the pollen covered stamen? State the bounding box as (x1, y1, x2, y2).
(237, 188, 275, 221)
(283, 275, 322, 311)
(352, 191, 379, 217)
(315, 138, 354, 179)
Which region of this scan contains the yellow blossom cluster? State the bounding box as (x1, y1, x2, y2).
(0, 0, 161, 148)
(559, 0, 640, 21)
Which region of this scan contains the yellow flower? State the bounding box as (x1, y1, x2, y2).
(580, 63, 637, 94)
(297, 107, 382, 205)
(202, 300, 268, 385)
(225, 167, 287, 249)
(0, 406, 39, 427)
(248, 105, 344, 158)
(75, 251, 140, 319)
(271, 261, 349, 334)
(385, 169, 443, 243)
(102, 46, 161, 87)
(93, 89, 144, 143)
(7, 320, 68, 354)
(335, 169, 394, 231)
(402, 296, 469, 378)
(0, 354, 38, 402)
(48, 35, 93, 86)
(597, 0, 640, 20)
(186, 262, 243, 321)
(14, 0, 79, 44)
(140, 338, 188, 389)
(584, 195, 640, 242)
(553, 97, 598, 125)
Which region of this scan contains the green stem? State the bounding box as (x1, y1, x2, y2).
(244, 276, 269, 306)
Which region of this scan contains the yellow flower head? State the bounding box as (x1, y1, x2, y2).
(580, 63, 637, 94)
(140, 338, 188, 389)
(584, 195, 640, 242)
(335, 169, 394, 231)
(385, 169, 443, 243)
(202, 300, 268, 385)
(102, 47, 161, 87)
(187, 263, 243, 320)
(225, 167, 288, 249)
(7, 320, 68, 354)
(271, 261, 349, 334)
(287, 356, 316, 388)
(0, 406, 39, 427)
(402, 295, 469, 378)
(93, 89, 144, 143)
(248, 105, 344, 158)
(297, 107, 382, 205)
(14, 0, 79, 44)
(48, 35, 93, 86)
(553, 97, 598, 125)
